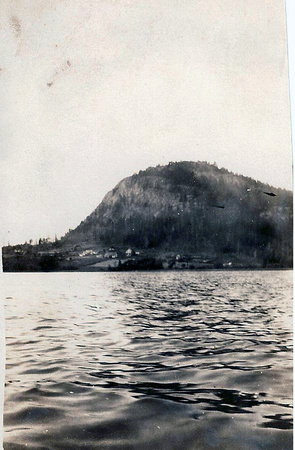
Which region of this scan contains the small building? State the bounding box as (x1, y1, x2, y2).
(223, 261, 232, 267)
(104, 251, 118, 259)
(126, 248, 134, 257)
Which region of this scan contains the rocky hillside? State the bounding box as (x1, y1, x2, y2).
(65, 161, 292, 266)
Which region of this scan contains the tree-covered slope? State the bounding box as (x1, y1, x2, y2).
(66, 161, 292, 265)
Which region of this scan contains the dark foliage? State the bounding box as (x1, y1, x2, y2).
(118, 258, 163, 271)
(39, 254, 59, 271)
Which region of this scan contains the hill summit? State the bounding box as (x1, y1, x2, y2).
(65, 161, 292, 266)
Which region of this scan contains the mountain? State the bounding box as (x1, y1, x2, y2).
(64, 161, 292, 266)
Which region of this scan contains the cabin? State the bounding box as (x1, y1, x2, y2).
(104, 251, 118, 259)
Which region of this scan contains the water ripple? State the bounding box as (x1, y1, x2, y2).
(3, 270, 293, 449)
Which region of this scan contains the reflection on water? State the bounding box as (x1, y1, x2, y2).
(3, 270, 293, 449)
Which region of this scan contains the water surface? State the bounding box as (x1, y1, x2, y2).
(3, 270, 293, 449)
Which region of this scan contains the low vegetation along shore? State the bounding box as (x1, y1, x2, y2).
(2, 240, 290, 272)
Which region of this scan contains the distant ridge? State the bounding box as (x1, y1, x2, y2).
(65, 161, 292, 265)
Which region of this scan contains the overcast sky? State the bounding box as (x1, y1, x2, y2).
(0, 0, 292, 245)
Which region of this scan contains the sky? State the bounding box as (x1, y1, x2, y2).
(0, 0, 292, 245)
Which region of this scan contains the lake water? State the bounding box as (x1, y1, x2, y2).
(2, 270, 293, 449)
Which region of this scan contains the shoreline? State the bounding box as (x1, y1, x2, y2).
(3, 244, 292, 273)
(2, 266, 292, 274)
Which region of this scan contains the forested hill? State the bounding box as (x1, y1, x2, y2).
(66, 161, 292, 265)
